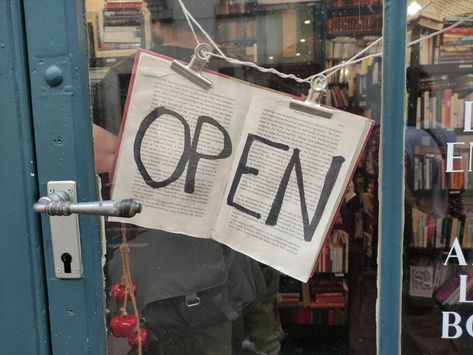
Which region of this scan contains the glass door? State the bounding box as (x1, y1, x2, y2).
(86, 1, 384, 354)
(19, 0, 399, 354)
(402, 2, 473, 354)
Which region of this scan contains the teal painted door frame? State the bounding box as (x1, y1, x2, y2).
(0, 1, 50, 354)
(0, 0, 407, 354)
(378, 1, 407, 354)
(21, 0, 107, 354)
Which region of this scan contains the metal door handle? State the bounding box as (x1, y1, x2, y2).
(34, 191, 142, 218)
(34, 181, 142, 279)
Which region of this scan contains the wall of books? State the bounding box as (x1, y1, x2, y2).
(403, 7, 473, 355)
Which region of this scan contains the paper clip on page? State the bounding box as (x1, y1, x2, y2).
(170, 43, 213, 90)
(289, 75, 333, 119)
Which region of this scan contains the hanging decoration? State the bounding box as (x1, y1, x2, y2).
(108, 224, 147, 354)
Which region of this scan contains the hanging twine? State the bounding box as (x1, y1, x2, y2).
(175, 0, 473, 88)
(120, 224, 143, 355)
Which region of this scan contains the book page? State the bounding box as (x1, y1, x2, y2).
(110, 50, 252, 236)
(213, 89, 372, 281)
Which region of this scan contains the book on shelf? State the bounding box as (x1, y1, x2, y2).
(409, 265, 434, 298)
(435, 271, 473, 305)
(326, 0, 381, 7)
(417, 11, 444, 31)
(325, 84, 350, 110)
(414, 83, 473, 129)
(326, 14, 382, 34)
(279, 274, 303, 305)
(314, 229, 349, 273)
(410, 208, 467, 249)
(279, 293, 302, 306)
(87, 1, 151, 59)
(440, 26, 473, 64)
(309, 276, 347, 307)
(411, 12, 473, 65)
(279, 307, 347, 326)
(407, 257, 464, 301)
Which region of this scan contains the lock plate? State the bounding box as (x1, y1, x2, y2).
(47, 181, 82, 279)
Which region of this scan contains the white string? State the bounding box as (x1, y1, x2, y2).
(209, 53, 309, 83)
(176, 0, 473, 88)
(176, 0, 200, 45)
(178, 1, 226, 57)
(350, 12, 473, 74)
(320, 1, 434, 81)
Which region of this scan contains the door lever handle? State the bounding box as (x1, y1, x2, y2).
(34, 191, 142, 218)
(33, 181, 141, 279)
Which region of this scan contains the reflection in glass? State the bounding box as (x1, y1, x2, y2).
(403, 7, 473, 355)
(85, 0, 382, 354)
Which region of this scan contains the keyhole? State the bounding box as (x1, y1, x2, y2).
(61, 253, 72, 274)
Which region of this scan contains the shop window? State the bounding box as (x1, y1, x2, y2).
(85, 0, 382, 353)
(403, 3, 473, 354)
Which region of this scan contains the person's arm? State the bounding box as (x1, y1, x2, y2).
(93, 123, 118, 174)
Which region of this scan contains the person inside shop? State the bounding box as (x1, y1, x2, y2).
(92, 1, 285, 354)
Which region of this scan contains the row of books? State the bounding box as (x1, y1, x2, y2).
(412, 13, 473, 65)
(411, 153, 472, 191)
(326, 14, 382, 34)
(326, 0, 381, 7)
(314, 229, 349, 273)
(325, 84, 350, 110)
(99, 2, 144, 51)
(309, 277, 347, 307)
(435, 271, 473, 305)
(279, 307, 347, 326)
(440, 27, 473, 64)
(279, 274, 302, 306)
(415, 84, 473, 129)
(410, 208, 473, 249)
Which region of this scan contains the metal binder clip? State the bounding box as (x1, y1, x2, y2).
(289, 75, 334, 118)
(171, 43, 213, 90)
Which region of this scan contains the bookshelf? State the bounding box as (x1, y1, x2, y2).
(275, 4, 384, 350)
(403, 13, 473, 354)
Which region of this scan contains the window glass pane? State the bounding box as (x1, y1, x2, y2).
(403, 3, 473, 354)
(85, 0, 382, 353)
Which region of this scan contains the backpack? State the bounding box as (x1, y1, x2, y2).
(106, 229, 267, 329)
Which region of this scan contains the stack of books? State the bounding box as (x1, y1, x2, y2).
(309, 277, 347, 309)
(410, 208, 466, 248)
(99, 1, 144, 52)
(327, 0, 381, 7)
(279, 274, 302, 306)
(326, 14, 382, 34)
(440, 27, 473, 64)
(435, 271, 473, 305)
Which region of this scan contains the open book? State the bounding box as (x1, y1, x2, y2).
(110, 49, 373, 282)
